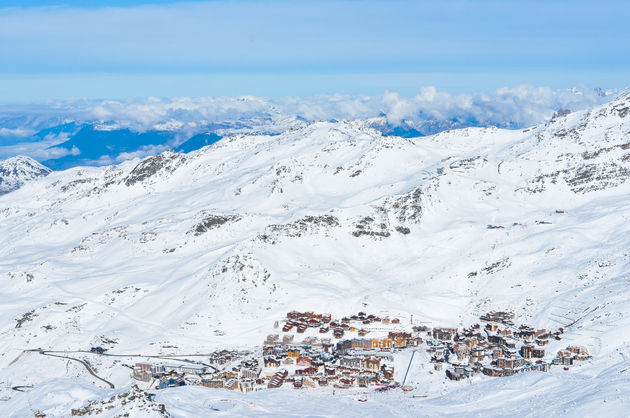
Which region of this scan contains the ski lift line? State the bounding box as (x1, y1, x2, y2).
(402, 350, 416, 387)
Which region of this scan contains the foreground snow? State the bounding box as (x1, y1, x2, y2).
(4, 356, 629, 417)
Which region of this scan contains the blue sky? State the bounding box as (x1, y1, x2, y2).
(0, 0, 629, 101)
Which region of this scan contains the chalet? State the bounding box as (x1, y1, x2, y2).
(480, 311, 514, 324)
(432, 328, 457, 341)
(303, 377, 317, 388)
(553, 356, 573, 366)
(470, 347, 486, 362)
(287, 348, 300, 358)
(337, 339, 352, 353)
(264, 357, 281, 368)
(318, 377, 329, 386)
(382, 367, 394, 380)
(135, 362, 151, 372)
(358, 375, 371, 387)
(224, 379, 238, 390)
(487, 335, 504, 345)
(389, 331, 412, 339)
(567, 346, 589, 355)
(531, 348, 545, 358)
(340, 356, 362, 368)
(287, 311, 302, 319)
(413, 325, 430, 332)
(133, 369, 152, 382)
(529, 363, 551, 372)
(239, 380, 254, 393)
(240, 368, 260, 379)
(362, 357, 381, 371)
(503, 338, 517, 349)
(391, 318, 400, 324)
(521, 345, 534, 359)
(482, 367, 503, 377)
(200, 379, 225, 389)
(296, 356, 312, 366)
(160, 377, 186, 388)
(446, 367, 471, 381)
(295, 367, 317, 376)
(371, 338, 393, 349)
(267, 370, 288, 389)
(496, 357, 526, 369)
(518, 327, 535, 339)
(351, 338, 372, 350)
(407, 337, 422, 346)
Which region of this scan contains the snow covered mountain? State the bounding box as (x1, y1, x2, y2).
(0, 155, 51, 195)
(1, 93, 630, 416)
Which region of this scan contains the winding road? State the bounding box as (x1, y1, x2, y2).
(37, 351, 115, 389)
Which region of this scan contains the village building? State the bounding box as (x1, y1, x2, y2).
(433, 328, 457, 341)
(362, 357, 381, 371)
(200, 379, 225, 389)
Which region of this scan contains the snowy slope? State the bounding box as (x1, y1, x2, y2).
(1, 93, 630, 416)
(0, 155, 51, 195)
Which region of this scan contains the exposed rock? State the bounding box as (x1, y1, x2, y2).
(191, 214, 241, 236)
(260, 215, 339, 243)
(124, 152, 184, 186)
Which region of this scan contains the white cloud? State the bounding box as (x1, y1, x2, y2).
(0, 85, 618, 165)
(4, 85, 613, 135)
(0, 127, 36, 138)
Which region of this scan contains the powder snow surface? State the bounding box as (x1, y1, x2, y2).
(1, 94, 630, 416)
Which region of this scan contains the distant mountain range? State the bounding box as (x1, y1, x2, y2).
(0, 88, 616, 172)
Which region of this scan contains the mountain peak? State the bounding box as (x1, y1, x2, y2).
(0, 155, 51, 195)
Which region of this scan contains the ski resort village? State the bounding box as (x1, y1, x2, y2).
(105, 310, 590, 396)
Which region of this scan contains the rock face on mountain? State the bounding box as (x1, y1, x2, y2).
(0, 155, 51, 195)
(1, 93, 630, 414)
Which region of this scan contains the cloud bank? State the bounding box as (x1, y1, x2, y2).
(0, 85, 618, 165)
